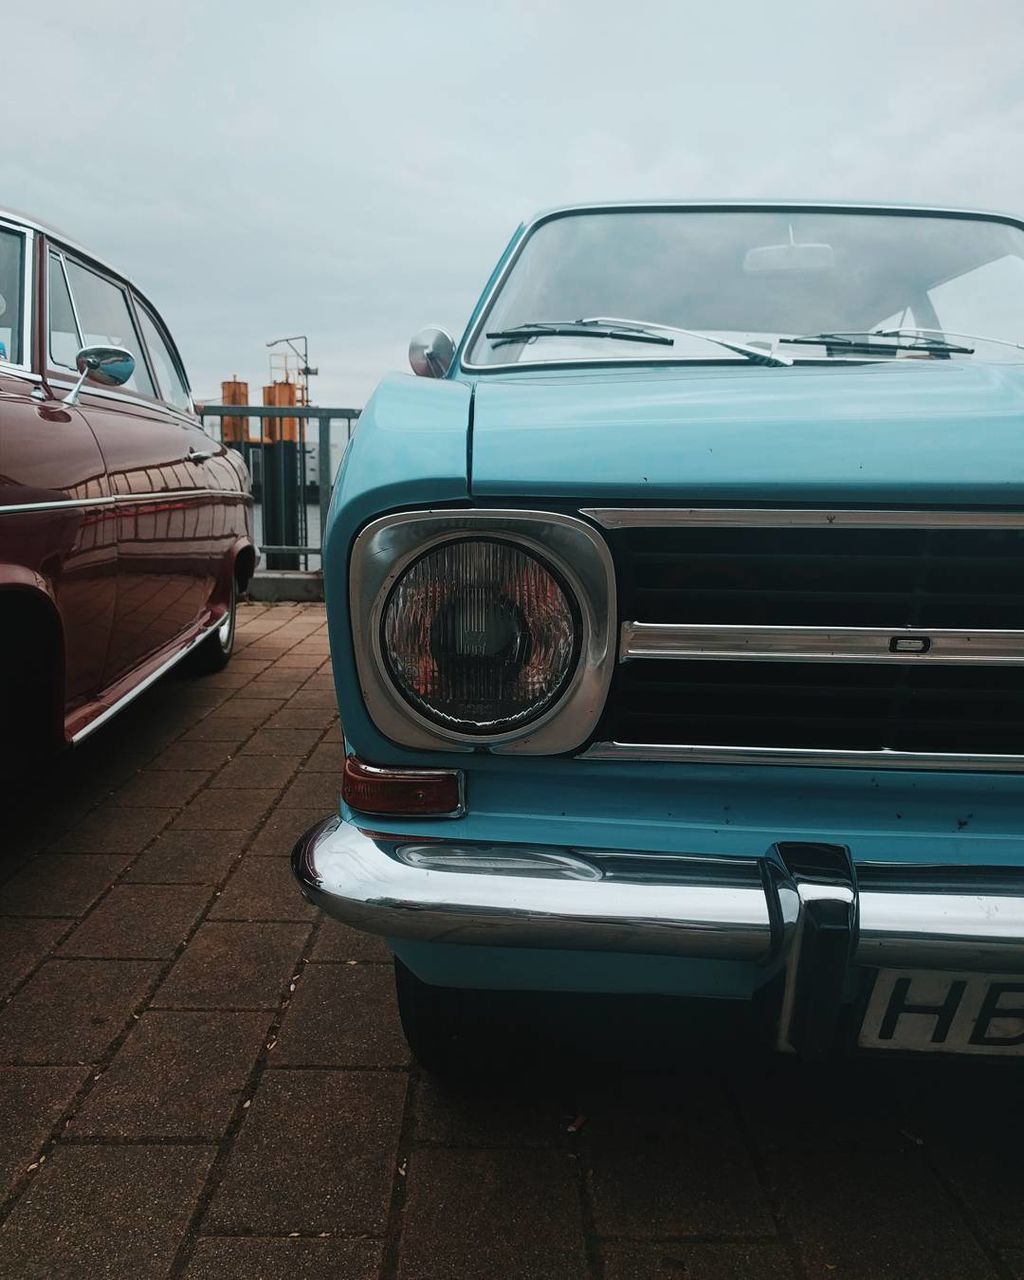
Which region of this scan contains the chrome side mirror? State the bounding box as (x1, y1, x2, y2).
(63, 345, 135, 406)
(409, 327, 455, 378)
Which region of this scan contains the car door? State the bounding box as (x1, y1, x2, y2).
(1, 226, 116, 716)
(46, 246, 212, 686)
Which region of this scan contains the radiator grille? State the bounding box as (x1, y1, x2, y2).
(598, 523, 1024, 757)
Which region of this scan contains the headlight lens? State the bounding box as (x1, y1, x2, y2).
(381, 538, 579, 734)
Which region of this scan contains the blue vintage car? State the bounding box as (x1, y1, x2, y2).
(293, 202, 1024, 1070)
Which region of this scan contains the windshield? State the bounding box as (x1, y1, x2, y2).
(465, 209, 1024, 367)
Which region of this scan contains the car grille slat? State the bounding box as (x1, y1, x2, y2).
(597, 522, 1024, 760)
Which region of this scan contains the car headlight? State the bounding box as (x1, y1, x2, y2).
(350, 510, 615, 754)
(381, 539, 579, 733)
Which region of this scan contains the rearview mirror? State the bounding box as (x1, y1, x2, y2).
(409, 327, 455, 378)
(744, 240, 835, 274)
(63, 345, 136, 405)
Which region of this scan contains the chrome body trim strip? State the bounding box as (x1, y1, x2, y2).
(0, 489, 248, 517)
(580, 742, 1024, 772)
(620, 622, 1024, 665)
(349, 509, 616, 755)
(292, 818, 1024, 973)
(71, 623, 213, 743)
(583, 506, 1024, 529)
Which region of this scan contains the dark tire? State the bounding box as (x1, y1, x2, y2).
(186, 577, 237, 675)
(394, 959, 494, 1078)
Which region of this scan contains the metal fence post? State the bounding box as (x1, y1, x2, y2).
(318, 416, 333, 557)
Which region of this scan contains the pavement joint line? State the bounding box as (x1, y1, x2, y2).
(165, 903, 328, 1277)
(919, 1141, 1020, 1280)
(569, 1128, 604, 1279)
(0, 608, 338, 1233)
(376, 1056, 422, 1280)
(718, 1073, 808, 1279)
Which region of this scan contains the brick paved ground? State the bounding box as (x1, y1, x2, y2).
(2, 603, 1022, 1279)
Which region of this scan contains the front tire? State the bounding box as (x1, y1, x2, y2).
(186, 578, 237, 675)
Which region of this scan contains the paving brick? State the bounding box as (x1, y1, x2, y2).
(305, 740, 345, 772)
(209, 858, 316, 922)
(124, 829, 249, 884)
(278, 772, 340, 809)
(399, 1148, 588, 1280)
(310, 917, 392, 963)
(153, 922, 310, 1009)
(71, 1009, 269, 1139)
(274, 963, 407, 1067)
(171, 788, 274, 833)
(0, 918, 68, 998)
(0, 1066, 88, 1195)
(264, 707, 338, 730)
(0, 959, 160, 1064)
(58, 885, 211, 958)
(0, 854, 130, 917)
(148, 740, 239, 771)
(205, 1068, 405, 1235)
(248, 807, 324, 856)
(210, 754, 301, 790)
(245, 674, 312, 698)
(273, 654, 323, 670)
(210, 696, 285, 726)
(180, 720, 254, 744)
(414, 1073, 568, 1147)
(47, 805, 172, 853)
(1005, 1252, 1024, 1280)
(287, 688, 338, 709)
(240, 727, 323, 755)
(109, 769, 208, 807)
(601, 1243, 795, 1279)
(0, 1144, 215, 1279)
(582, 1074, 773, 1237)
(184, 1237, 383, 1280)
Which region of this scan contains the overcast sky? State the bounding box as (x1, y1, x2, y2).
(5, 1, 1024, 406)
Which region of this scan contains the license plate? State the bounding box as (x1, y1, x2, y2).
(859, 970, 1024, 1056)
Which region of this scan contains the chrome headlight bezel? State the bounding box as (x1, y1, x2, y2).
(349, 510, 616, 754)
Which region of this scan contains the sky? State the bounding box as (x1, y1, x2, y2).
(5, 0, 1024, 407)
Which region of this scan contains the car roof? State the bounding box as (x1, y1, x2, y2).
(0, 205, 124, 279)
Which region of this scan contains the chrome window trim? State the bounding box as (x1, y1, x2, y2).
(620, 622, 1024, 666)
(457, 201, 1024, 375)
(349, 509, 616, 754)
(581, 742, 1024, 773)
(582, 506, 1024, 529)
(0, 224, 33, 373)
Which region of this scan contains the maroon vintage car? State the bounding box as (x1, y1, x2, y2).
(0, 209, 255, 768)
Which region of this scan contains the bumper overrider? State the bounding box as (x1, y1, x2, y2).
(293, 816, 1024, 1058)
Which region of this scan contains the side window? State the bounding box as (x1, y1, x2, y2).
(48, 253, 82, 370)
(0, 227, 25, 365)
(136, 300, 191, 412)
(63, 257, 155, 397)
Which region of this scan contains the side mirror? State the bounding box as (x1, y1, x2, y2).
(63, 345, 136, 405)
(409, 327, 455, 378)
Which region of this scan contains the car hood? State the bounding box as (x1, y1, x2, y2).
(469, 361, 1024, 505)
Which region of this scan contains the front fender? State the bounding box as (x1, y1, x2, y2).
(322, 373, 472, 761)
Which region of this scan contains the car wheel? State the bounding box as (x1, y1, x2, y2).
(394, 958, 494, 1078)
(187, 578, 237, 675)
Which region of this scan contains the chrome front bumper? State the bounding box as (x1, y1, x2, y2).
(292, 817, 1024, 975)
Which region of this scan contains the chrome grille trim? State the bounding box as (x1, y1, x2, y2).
(583, 507, 1024, 530)
(580, 742, 1024, 772)
(620, 622, 1024, 666)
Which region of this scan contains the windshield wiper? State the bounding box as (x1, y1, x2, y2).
(780, 331, 974, 356)
(579, 316, 793, 366)
(486, 321, 673, 349)
(873, 326, 1024, 353)
(486, 317, 793, 366)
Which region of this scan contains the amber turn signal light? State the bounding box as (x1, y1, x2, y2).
(342, 756, 464, 817)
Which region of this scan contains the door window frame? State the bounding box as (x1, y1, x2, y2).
(44, 241, 161, 406)
(0, 220, 33, 373)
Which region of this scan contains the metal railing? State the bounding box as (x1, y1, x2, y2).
(198, 404, 360, 571)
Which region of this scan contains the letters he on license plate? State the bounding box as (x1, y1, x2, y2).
(859, 970, 1024, 1056)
